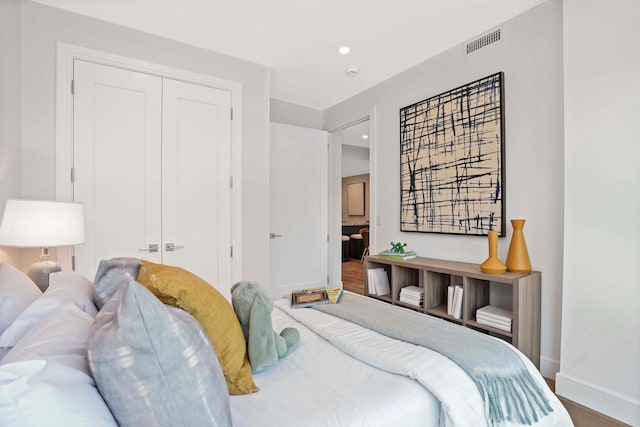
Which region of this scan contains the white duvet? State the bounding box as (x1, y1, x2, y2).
(275, 297, 573, 427)
(230, 304, 440, 427)
(230, 297, 572, 427)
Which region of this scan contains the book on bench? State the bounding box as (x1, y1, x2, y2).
(291, 287, 343, 308)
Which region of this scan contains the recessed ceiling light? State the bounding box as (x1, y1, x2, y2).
(362, 134, 369, 139)
(338, 46, 351, 55)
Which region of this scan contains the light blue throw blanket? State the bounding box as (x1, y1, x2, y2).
(314, 294, 552, 426)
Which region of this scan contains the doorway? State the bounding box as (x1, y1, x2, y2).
(338, 119, 370, 294)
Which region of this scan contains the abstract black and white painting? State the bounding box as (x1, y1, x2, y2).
(400, 72, 505, 236)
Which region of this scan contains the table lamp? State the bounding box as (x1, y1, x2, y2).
(0, 199, 85, 291)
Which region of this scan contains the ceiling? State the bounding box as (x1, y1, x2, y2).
(341, 120, 370, 149)
(32, 0, 548, 110)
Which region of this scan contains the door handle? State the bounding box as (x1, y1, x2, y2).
(270, 233, 282, 239)
(165, 243, 185, 252)
(138, 244, 159, 253)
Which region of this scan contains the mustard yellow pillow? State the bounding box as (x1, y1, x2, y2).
(137, 260, 258, 395)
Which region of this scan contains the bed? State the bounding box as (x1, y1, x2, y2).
(0, 261, 573, 427)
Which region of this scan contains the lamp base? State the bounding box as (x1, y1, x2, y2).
(27, 260, 61, 292)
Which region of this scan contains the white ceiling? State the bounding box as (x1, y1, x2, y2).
(341, 120, 370, 149)
(32, 0, 548, 110)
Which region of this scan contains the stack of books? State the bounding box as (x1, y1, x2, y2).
(476, 305, 512, 332)
(366, 268, 391, 296)
(377, 250, 417, 260)
(399, 286, 423, 307)
(447, 285, 464, 319)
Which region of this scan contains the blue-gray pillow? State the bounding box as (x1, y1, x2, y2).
(88, 281, 231, 427)
(92, 258, 141, 309)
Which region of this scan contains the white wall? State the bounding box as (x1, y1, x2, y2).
(270, 98, 323, 129)
(17, 0, 271, 287)
(324, 0, 564, 378)
(0, 0, 24, 266)
(342, 145, 370, 177)
(558, 0, 640, 424)
(0, 0, 21, 205)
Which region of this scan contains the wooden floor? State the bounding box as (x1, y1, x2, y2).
(341, 259, 365, 295)
(341, 259, 629, 427)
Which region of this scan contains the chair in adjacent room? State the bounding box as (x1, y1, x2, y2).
(342, 235, 350, 261)
(349, 232, 363, 260)
(359, 228, 370, 263)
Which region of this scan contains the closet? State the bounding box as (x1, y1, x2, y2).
(72, 60, 232, 294)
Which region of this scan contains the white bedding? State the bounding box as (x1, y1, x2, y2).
(277, 297, 573, 427)
(230, 296, 573, 427)
(229, 306, 441, 427)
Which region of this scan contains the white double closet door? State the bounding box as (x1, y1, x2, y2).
(73, 60, 232, 295)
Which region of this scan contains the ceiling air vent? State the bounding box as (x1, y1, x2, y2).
(466, 29, 501, 54)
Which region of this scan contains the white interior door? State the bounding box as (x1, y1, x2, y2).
(270, 123, 328, 297)
(161, 78, 232, 296)
(73, 60, 162, 280)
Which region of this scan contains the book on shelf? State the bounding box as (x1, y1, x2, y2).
(366, 268, 391, 296)
(399, 299, 422, 307)
(447, 285, 454, 316)
(450, 285, 463, 319)
(476, 317, 512, 332)
(290, 287, 343, 308)
(476, 305, 513, 322)
(377, 250, 417, 260)
(399, 286, 424, 307)
(366, 268, 376, 294)
(400, 286, 423, 297)
(476, 305, 512, 332)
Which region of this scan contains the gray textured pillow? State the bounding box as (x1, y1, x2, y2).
(92, 258, 141, 309)
(88, 281, 231, 427)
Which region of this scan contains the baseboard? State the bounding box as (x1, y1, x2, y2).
(540, 356, 560, 380)
(556, 371, 640, 426)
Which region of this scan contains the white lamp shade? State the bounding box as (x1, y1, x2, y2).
(0, 199, 85, 248)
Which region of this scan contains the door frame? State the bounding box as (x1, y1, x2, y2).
(326, 107, 377, 287)
(54, 42, 242, 281)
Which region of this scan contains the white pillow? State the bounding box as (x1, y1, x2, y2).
(0, 271, 96, 350)
(0, 304, 93, 375)
(0, 360, 117, 427)
(48, 270, 93, 293)
(0, 264, 42, 335)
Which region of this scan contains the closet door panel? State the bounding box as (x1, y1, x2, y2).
(161, 79, 232, 295)
(73, 60, 163, 280)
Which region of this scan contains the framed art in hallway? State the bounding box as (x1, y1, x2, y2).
(347, 182, 365, 216)
(399, 72, 505, 236)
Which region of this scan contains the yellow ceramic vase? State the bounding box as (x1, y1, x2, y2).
(505, 219, 532, 273)
(480, 230, 507, 274)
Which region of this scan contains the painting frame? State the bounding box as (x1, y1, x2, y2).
(399, 72, 505, 236)
(347, 182, 365, 216)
